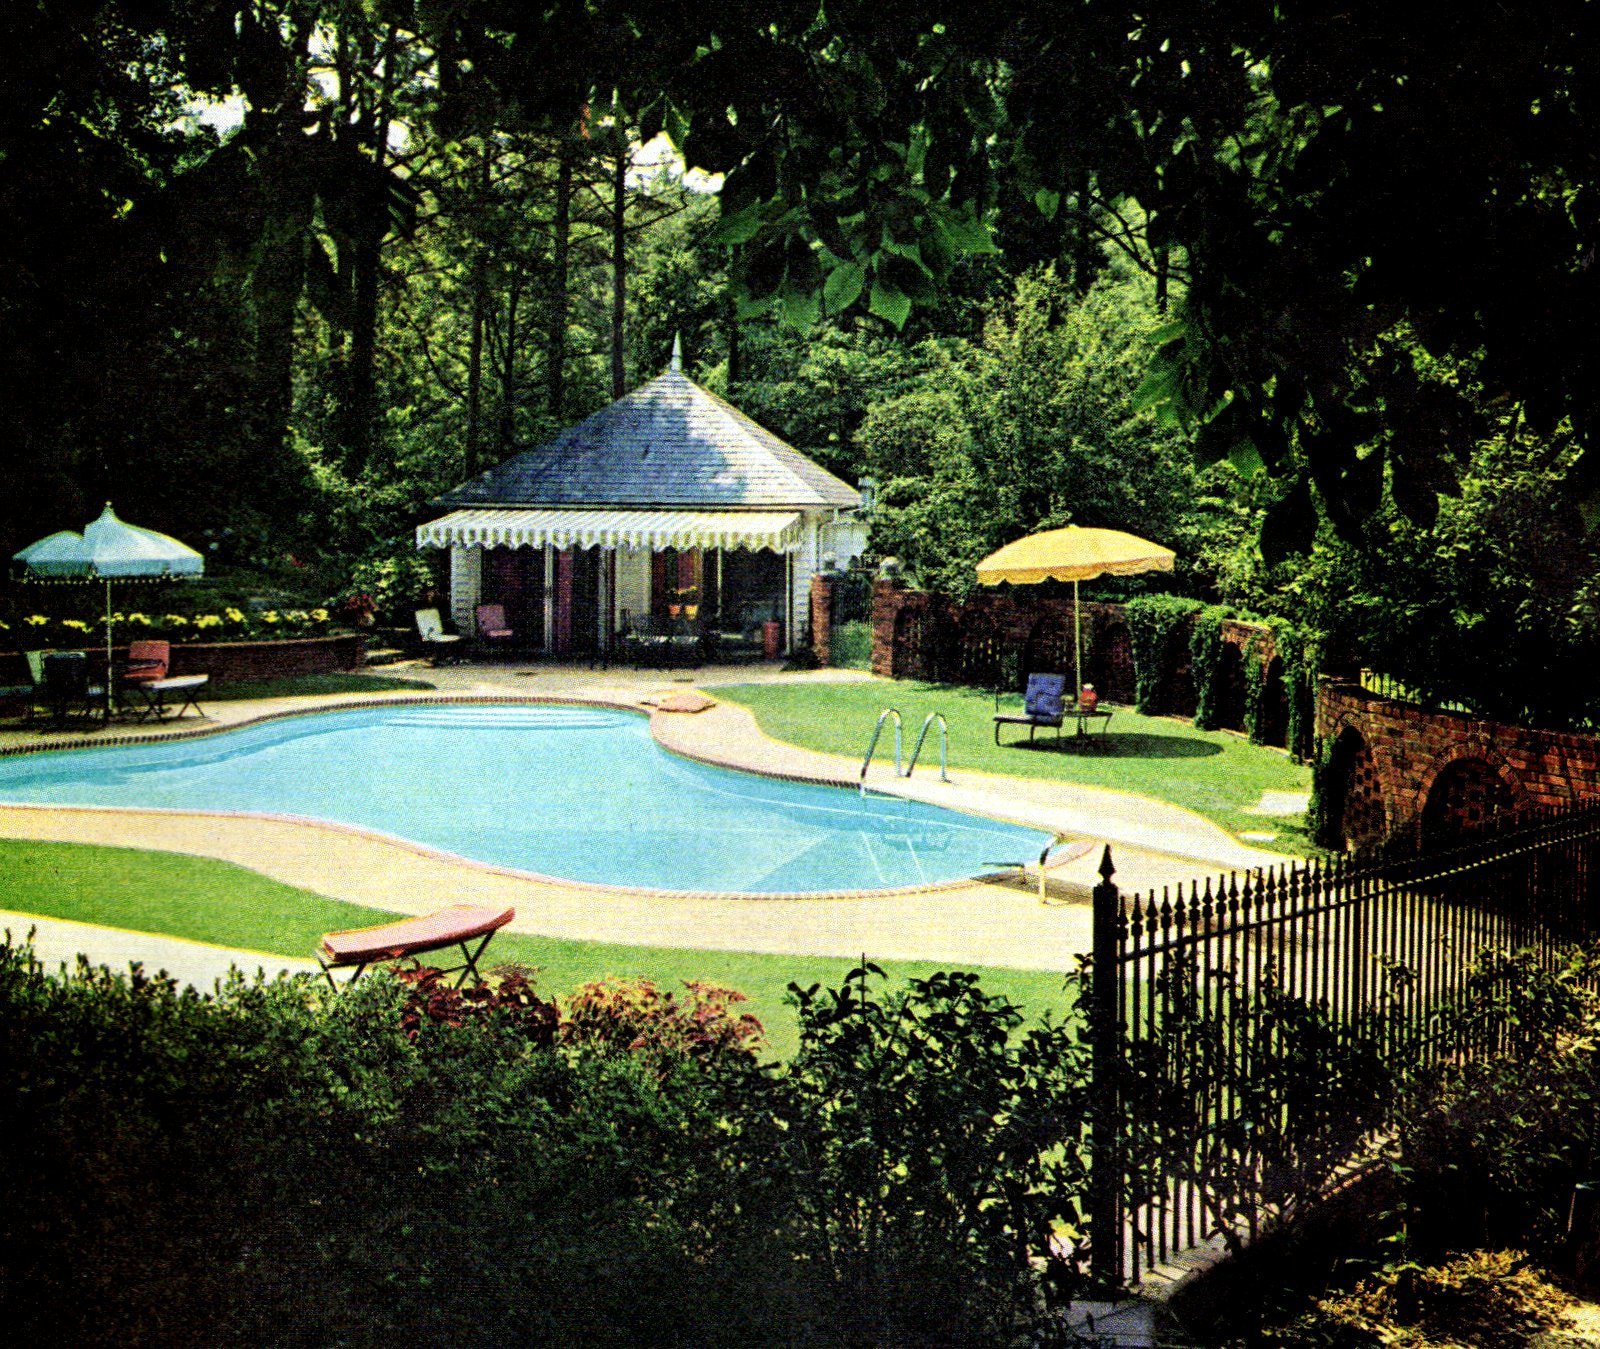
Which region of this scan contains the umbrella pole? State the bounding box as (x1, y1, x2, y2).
(1073, 579, 1082, 704)
(105, 579, 115, 718)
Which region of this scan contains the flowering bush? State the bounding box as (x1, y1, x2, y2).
(2, 606, 338, 646)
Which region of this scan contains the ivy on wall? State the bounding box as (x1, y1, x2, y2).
(1187, 604, 1234, 731)
(1306, 735, 1343, 850)
(1276, 621, 1320, 763)
(1243, 629, 1269, 744)
(1125, 595, 1203, 715)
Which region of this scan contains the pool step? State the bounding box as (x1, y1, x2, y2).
(389, 707, 621, 731)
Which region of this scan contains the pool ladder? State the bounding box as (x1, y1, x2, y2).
(860, 708, 950, 793)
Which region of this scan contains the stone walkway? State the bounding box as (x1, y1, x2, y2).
(0, 661, 1281, 988)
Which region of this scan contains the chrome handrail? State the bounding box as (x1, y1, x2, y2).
(860, 707, 903, 793)
(1036, 834, 1072, 903)
(905, 712, 950, 782)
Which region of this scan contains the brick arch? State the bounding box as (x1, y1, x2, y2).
(1214, 639, 1248, 732)
(1087, 621, 1135, 706)
(1257, 654, 1289, 748)
(1324, 723, 1389, 852)
(1022, 613, 1071, 688)
(1414, 745, 1526, 847)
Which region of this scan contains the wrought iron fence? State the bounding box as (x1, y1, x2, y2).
(1088, 802, 1600, 1288)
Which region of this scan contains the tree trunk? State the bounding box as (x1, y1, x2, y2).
(497, 271, 521, 452)
(338, 24, 399, 476)
(464, 140, 490, 476)
(547, 137, 573, 418)
(726, 280, 741, 391)
(609, 139, 627, 399)
(1072, 167, 1095, 295)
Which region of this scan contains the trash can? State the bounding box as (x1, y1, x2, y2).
(762, 620, 782, 659)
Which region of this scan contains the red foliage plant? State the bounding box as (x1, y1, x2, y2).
(559, 977, 765, 1071)
(394, 966, 559, 1046)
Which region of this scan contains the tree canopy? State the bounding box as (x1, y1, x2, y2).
(5, 1, 1599, 722)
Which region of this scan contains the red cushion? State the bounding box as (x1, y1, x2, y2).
(319, 904, 515, 966)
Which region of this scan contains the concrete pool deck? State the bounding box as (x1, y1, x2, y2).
(0, 661, 1284, 988)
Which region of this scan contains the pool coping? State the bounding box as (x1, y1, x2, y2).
(0, 693, 1070, 904)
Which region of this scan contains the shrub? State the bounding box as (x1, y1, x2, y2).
(560, 976, 765, 1073)
(1124, 593, 1203, 714)
(829, 618, 874, 668)
(766, 963, 1090, 1342)
(1187, 602, 1234, 730)
(1279, 1250, 1578, 1349)
(1394, 948, 1600, 1255)
(342, 552, 438, 625)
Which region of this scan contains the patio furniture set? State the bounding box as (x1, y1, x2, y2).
(2, 639, 209, 729)
(415, 601, 784, 669)
(993, 672, 1113, 751)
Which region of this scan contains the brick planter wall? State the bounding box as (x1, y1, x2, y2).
(0, 634, 365, 691)
(1317, 679, 1600, 845)
(165, 634, 366, 684)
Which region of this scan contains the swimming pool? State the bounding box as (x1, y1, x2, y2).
(0, 703, 1052, 895)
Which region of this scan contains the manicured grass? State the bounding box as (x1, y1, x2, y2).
(712, 676, 1316, 854)
(0, 838, 1077, 1058)
(208, 672, 437, 701)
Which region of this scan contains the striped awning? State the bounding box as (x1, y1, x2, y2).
(416, 507, 804, 553)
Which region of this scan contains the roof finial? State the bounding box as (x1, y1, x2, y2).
(670, 332, 683, 374)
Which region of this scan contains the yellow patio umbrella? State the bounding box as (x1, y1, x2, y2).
(975, 525, 1176, 702)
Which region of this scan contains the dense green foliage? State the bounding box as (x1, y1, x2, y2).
(6, 3, 1598, 726)
(1185, 603, 1234, 732)
(0, 942, 1092, 1343)
(1122, 594, 1203, 716)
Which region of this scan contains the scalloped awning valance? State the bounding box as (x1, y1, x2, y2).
(416, 507, 804, 553)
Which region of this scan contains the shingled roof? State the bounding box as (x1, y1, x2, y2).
(435, 356, 861, 512)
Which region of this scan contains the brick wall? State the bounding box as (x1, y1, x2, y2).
(1317, 679, 1600, 846)
(164, 634, 366, 684)
(870, 580, 1277, 714)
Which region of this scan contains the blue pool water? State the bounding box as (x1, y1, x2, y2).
(0, 704, 1051, 894)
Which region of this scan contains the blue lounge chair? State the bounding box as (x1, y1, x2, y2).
(994, 673, 1068, 746)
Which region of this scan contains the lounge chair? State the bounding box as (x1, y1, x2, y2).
(474, 602, 516, 656)
(993, 672, 1068, 746)
(316, 904, 516, 989)
(415, 607, 464, 664)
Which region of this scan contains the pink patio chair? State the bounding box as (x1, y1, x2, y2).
(121, 639, 170, 684)
(474, 603, 516, 655)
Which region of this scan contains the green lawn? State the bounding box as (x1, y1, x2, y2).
(711, 677, 1316, 854)
(0, 838, 1077, 1058)
(208, 672, 437, 700)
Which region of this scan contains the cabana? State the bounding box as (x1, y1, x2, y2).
(416, 341, 866, 659)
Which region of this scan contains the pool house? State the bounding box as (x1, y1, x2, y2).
(416, 343, 866, 659)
